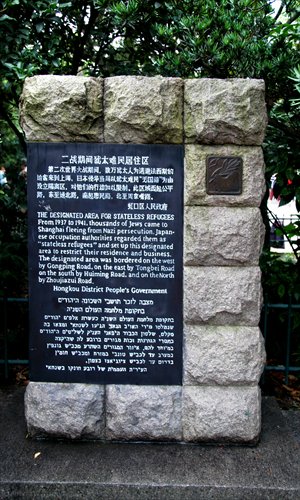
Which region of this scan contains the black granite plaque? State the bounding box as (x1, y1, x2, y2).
(206, 156, 243, 195)
(27, 143, 183, 385)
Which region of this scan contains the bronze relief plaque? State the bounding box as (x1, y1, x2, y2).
(206, 156, 243, 195)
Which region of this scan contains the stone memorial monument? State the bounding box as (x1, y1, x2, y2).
(20, 75, 267, 443)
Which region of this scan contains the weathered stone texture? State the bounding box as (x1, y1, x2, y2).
(185, 145, 265, 206)
(104, 76, 183, 143)
(184, 325, 265, 385)
(25, 382, 105, 439)
(184, 207, 265, 266)
(184, 78, 267, 145)
(182, 386, 261, 443)
(184, 266, 262, 326)
(21, 76, 266, 444)
(106, 385, 182, 441)
(20, 75, 103, 142)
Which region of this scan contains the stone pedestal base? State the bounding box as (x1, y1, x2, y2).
(25, 382, 262, 443)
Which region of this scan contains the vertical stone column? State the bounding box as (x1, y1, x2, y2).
(103, 76, 184, 441)
(21, 75, 107, 439)
(182, 79, 267, 442)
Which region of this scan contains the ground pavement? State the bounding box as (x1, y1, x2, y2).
(0, 386, 299, 499)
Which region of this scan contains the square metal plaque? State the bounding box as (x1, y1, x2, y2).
(206, 156, 243, 195)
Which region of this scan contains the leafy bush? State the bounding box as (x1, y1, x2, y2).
(0, 164, 27, 297)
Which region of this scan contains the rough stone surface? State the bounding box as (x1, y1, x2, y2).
(20, 76, 266, 445)
(25, 382, 105, 439)
(104, 76, 183, 143)
(185, 145, 265, 206)
(106, 385, 182, 441)
(184, 78, 267, 145)
(182, 385, 261, 443)
(184, 206, 265, 266)
(20, 75, 103, 142)
(184, 266, 262, 326)
(184, 325, 266, 385)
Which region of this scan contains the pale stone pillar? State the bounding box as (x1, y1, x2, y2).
(183, 78, 267, 442)
(103, 76, 184, 441)
(21, 75, 106, 440)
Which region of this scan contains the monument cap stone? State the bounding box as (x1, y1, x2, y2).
(104, 76, 183, 144)
(184, 78, 268, 145)
(20, 75, 103, 142)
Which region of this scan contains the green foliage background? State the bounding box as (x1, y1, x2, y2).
(0, 0, 299, 298)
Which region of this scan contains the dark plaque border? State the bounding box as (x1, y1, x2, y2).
(27, 143, 183, 385)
